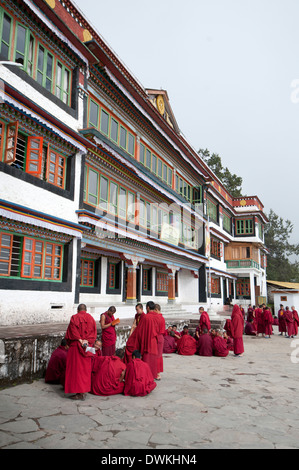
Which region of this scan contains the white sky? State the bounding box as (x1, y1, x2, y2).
(74, 0, 299, 251)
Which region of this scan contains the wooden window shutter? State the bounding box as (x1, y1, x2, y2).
(25, 136, 43, 176)
(4, 121, 19, 164)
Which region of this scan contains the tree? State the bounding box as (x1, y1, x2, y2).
(264, 209, 299, 282)
(198, 148, 243, 197)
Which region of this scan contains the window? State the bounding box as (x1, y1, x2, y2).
(80, 259, 94, 287)
(236, 219, 253, 235)
(236, 279, 250, 297)
(168, 168, 173, 187)
(223, 213, 231, 233)
(156, 271, 168, 293)
(157, 159, 163, 179)
(146, 149, 151, 169)
(55, 61, 70, 104)
(14, 24, 35, 76)
(46, 149, 65, 188)
(211, 238, 222, 259)
(128, 133, 135, 156)
(142, 268, 152, 294)
(119, 187, 127, 219)
(0, 12, 12, 60)
(0, 232, 13, 276)
(44, 243, 62, 280)
(211, 278, 221, 295)
(25, 136, 43, 177)
(139, 143, 145, 165)
(127, 192, 135, 222)
(89, 100, 99, 128)
(109, 181, 118, 215)
(139, 199, 145, 227)
(107, 261, 121, 291)
(110, 118, 118, 143)
(19, 236, 62, 280)
(120, 126, 127, 149)
(87, 167, 99, 205)
(100, 109, 109, 135)
(207, 199, 218, 222)
(99, 176, 108, 210)
(152, 154, 157, 174)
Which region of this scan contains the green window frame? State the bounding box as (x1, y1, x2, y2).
(14, 23, 35, 77)
(110, 117, 119, 143)
(207, 199, 218, 222)
(127, 191, 135, 222)
(236, 219, 253, 235)
(89, 100, 99, 128)
(157, 159, 163, 179)
(36, 44, 54, 92)
(223, 213, 231, 233)
(120, 126, 127, 150)
(87, 167, 99, 206)
(139, 199, 145, 227)
(109, 181, 118, 215)
(193, 186, 202, 205)
(100, 109, 109, 136)
(128, 133, 135, 156)
(168, 168, 173, 187)
(55, 61, 71, 105)
(0, 10, 12, 61)
(99, 175, 109, 210)
(139, 143, 145, 165)
(152, 154, 157, 174)
(119, 187, 127, 219)
(145, 148, 151, 169)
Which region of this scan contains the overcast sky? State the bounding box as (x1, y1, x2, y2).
(74, 0, 299, 251)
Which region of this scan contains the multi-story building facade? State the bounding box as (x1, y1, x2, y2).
(0, 0, 268, 326)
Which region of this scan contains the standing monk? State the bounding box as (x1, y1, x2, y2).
(285, 306, 295, 338)
(199, 307, 211, 334)
(124, 303, 145, 364)
(256, 305, 265, 337)
(135, 301, 159, 379)
(263, 306, 273, 338)
(278, 305, 287, 336)
(64, 304, 97, 400)
(291, 306, 299, 336)
(154, 303, 166, 380)
(100, 306, 117, 356)
(231, 304, 244, 356)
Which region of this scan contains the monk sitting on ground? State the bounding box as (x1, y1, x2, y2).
(177, 326, 197, 356)
(45, 338, 69, 386)
(163, 330, 177, 353)
(223, 331, 234, 351)
(90, 349, 126, 396)
(212, 330, 229, 357)
(124, 350, 157, 397)
(196, 328, 213, 356)
(245, 319, 257, 336)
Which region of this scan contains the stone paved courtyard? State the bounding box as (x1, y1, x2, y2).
(0, 327, 299, 449)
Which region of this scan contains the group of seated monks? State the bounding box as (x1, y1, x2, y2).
(45, 339, 156, 398)
(163, 324, 234, 357)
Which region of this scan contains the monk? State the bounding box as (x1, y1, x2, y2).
(124, 350, 157, 397)
(245, 319, 257, 336)
(100, 306, 117, 356)
(223, 331, 234, 351)
(45, 338, 69, 386)
(247, 305, 254, 322)
(94, 339, 102, 357)
(285, 306, 295, 338)
(278, 305, 287, 336)
(163, 330, 177, 353)
(264, 307, 274, 338)
(90, 349, 126, 396)
(212, 330, 229, 357)
(64, 304, 97, 400)
(230, 304, 244, 356)
(154, 303, 166, 380)
(135, 301, 159, 379)
(124, 303, 145, 364)
(256, 305, 265, 337)
(177, 327, 197, 356)
(292, 306, 299, 336)
(199, 307, 211, 334)
(223, 318, 233, 338)
(196, 328, 213, 356)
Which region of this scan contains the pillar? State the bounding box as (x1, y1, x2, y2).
(126, 265, 137, 304)
(250, 271, 255, 306)
(167, 265, 179, 304)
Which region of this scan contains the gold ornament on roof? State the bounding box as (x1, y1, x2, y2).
(240, 199, 247, 206)
(156, 95, 165, 115)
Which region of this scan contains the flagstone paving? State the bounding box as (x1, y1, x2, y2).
(0, 327, 299, 449)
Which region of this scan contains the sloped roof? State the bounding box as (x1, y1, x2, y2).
(267, 280, 299, 290)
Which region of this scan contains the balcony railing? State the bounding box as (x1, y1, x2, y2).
(226, 259, 260, 270)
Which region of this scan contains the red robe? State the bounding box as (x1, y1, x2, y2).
(91, 356, 126, 396)
(278, 309, 287, 333)
(255, 308, 265, 334)
(264, 309, 274, 336)
(224, 319, 233, 338)
(285, 310, 295, 337)
(64, 311, 97, 394)
(199, 312, 211, 333)
(156, 313, 166, 374)
(101, 311, 117, 356)
(45, 345, 68, 385)
(163, 334, 177, 353)
(124, 358, 157, 397)
(196, 333, 213, 356)
(231, 305, 244, 355)
(293, 310, 299, 336)
(213, 335, 229, 357)
(124, 312, 145, 364)
(245, 321, 256, 336)
(177, 334, 197, 356)
(135, 311, 159, 379)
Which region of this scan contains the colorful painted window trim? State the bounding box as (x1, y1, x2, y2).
(207, 199, 218, 222)
(87, 96, 136, 157)
(0, 7, 72, 105)
(211, 238, 222, 259)
(236, 219, 254, 235)
(139, 142, 173, 188)
(223, 212, 232, 233)
(236, 279, 250, 297)
(0, 120, 67, 188)
(210, 277, 221, 295)
(80, 259, 95, 287)
(156, 271, 168, 293)
(0, 231, 63, 281)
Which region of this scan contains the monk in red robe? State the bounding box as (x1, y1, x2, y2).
(64, 304, 97, 400)
(278, 305, 287, 336)
(124, 304, 145, 364)
(285, 307, 295, 338)
(256, 306, 265, 336)
(163, 332, 177, 353)
(177, 327, 197, 356)
(223, 331, 234, 350)
(135, 301, 159, 379)
(264, 307, 274, 338)
(196, 328, 213, 356)
(199, 307, 211, 334)
(154, 303, 166, 380)
(90, 350, 126, 396)
(45, 338, 69, 386)
(100, 306, 117, 356)
(93, 339, 102, 357)
(212, 331, 229, 357)
(231, 304, 244, 356)
(223, 319, 233, 338)
(124, 350, 157, 397)
(245, 319, 257, 336)
(292, 306, 299, 336)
